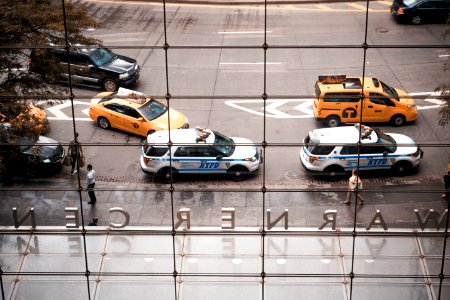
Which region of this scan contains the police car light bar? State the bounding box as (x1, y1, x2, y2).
(195, 126, 210, 143)
(318, 75, 346, 84)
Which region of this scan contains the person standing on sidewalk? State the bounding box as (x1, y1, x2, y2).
(86, 164, 96, 205)
(344, 169, 364, 205)
(68, 132, 83, 175)
(442, 156, 450, 198)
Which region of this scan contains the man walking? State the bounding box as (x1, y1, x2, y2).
(86, 164, 96, 205)
(68, 132, 83, 175)
(344, 169, 364, 205)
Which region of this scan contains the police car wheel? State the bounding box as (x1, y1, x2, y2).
(98, 117, 111, 130)
(390, 114, 405, 127)
(228, 166, 248, 181)
(158, 167, 176, 183)
(324, 165, 344, 181)
(325, 116, 340, 127)
(391, 161, 412, 176)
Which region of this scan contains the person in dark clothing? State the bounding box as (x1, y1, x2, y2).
(68, 132, 83, 175)
(88, 217, 98, 226)
(86, 164, 97, 204)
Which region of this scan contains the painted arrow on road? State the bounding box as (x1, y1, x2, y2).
(46, 100, 91, 121)
(225, 92, 444, 119)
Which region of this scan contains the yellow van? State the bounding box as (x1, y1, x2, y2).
(313, 75, 417, 127)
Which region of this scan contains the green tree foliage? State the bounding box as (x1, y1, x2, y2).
(0, 0, 100, 177)
(437, 26, 450, 126)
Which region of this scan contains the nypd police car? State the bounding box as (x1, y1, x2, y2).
(300, 124, 423, 178)
(140, 127, 261, 182)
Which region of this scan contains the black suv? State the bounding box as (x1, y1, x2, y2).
(30, 47, 140, 92)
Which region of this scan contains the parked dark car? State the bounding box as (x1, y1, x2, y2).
(0, 124, 65, 175)
(30, 46, 140, 92)
(391, 0, 450, 24)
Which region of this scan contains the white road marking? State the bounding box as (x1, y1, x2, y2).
(46, 100, 91, 121)
(225, 99, 313, 118)
(46, 92, 443, 121)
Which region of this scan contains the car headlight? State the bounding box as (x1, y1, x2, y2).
(245, 155, 258, 162)
(408, 104, 416, 110)
(119, 72, 130, 79)
(43, 158, 51, 163)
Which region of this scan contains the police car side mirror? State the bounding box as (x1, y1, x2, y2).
(383, 151, 388, 157)
(216, 155, 223, 160)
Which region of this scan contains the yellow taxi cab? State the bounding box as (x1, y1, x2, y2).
(0, 103, 49, 134)
(313, 75, 417, 127)
(88, 88, 189, 137)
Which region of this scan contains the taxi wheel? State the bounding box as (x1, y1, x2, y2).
(158, 167, 177, 183)
(391, 161, 412, 176)
(325, 116, 340, 127)
(228, 166, 248, 181)
(390, 115, 405, 127)
(98, 117, 111, 130)
(102, 78, 118, 92)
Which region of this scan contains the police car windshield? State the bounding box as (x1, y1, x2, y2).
(89, 48, 117, 66)
(374, 128, 397, 152)
(138, 99, 168, 120)
(212, 131, 234, 156)
(380, 81, 399, 101)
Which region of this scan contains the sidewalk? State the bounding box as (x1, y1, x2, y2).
(0, 172, 447, 229)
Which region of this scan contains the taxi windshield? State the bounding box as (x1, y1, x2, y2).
(138, 99, 168, 120)
(374, 128, 397, 152)
(212, 131, 234, 156)
(380, 81, 399, 101)
(89, 48, 117, 66)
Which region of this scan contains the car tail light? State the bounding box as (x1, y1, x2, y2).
(309, 156, 319, 163)
(144, 157, 153, 164)
(397, 7, 404, 14)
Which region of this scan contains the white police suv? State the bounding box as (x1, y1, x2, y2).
(300, 124, 423, 178)
(140, 127, 261, 182)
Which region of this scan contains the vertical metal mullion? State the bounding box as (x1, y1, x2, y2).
(60, 1, 91, 299)
(261, 1, 268, 299)
(346, 1, 372, 298)
(437, 193, 450, 299)
(161, 1, 178, 299)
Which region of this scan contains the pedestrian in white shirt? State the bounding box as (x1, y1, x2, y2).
(86, 164, 96, 205)
(344, 169, 364, 205)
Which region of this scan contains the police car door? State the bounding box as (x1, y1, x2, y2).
(173, 146, 222, 174)
(198, 146, 223, 173)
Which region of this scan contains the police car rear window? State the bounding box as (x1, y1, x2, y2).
(145, 146, 168, 157)
(323, 93, 360, 103)
(304, 136, 335, 155)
